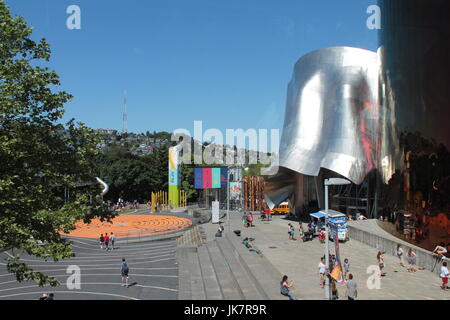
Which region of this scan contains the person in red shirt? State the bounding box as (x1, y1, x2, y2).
(104, 233, 110, 251)
(265, 208, 271, 221)
(247, 212, 254, 227)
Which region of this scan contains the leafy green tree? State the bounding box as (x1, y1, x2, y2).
(95, 143, 172, 202)
(180, 160, 198, 202)
(0, 1, 115, 287)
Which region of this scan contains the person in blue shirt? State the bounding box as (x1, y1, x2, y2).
(121, 258, 129, 287)
(242, 237, 261, 254)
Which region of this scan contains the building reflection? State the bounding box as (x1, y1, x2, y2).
(378, 0, 450, 250)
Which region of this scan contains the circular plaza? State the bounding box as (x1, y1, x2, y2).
(64, 214, 193, 239)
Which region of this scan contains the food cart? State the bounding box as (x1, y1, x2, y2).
(310, 210, 349, 242)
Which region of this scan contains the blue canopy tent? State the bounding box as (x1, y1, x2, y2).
(310, 211, 327, 219)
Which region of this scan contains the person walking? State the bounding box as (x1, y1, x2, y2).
(104, 233, 110, 251)
(280, 275, 296, 300)
(396, 244, 405, 267)
(377, 251, 386, 277)
(264, 207, 271, 221)
(343, 258, 350, 279)
(298, 223, 304, 241)
(110, 232, 116, 250)
(440, 261, 449, 290)
(406, 248, 417, 272)
(289, 224, 296, 240)
(99, 234, 105, 250)
(345, 274, 358, 300)
(331, 279, 339, 300)
(318, 257, 326, 288)
(121, 258, 130, 287)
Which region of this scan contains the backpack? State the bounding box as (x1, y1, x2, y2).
(122, 262, 129, 273)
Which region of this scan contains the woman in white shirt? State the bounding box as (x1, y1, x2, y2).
(318, 257, 326, 288)
(433, 243, 447, 260)
(396, 244, 405, 267)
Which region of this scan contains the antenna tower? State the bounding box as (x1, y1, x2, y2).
(122, 90, 128, 134)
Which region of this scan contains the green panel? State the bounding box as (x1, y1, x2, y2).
(169, 185, 179, 207)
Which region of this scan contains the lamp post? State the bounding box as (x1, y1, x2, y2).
(227, 168, 230, 233)
(226, 165, 249, 233)
(324, 178, 351, 300)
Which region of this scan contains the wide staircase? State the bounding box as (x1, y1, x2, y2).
(177, 229, 284, 300)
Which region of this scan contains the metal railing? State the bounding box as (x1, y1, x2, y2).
(114, 225, 188, 243)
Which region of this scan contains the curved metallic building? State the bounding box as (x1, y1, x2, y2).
(266, 0, 450, 251)
(280, 47, 380, 185)
(266, 46, 390, 211)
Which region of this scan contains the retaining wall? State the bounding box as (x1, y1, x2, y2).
(348, 221, 448, 276)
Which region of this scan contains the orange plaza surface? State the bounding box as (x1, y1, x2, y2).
(64, 214, 193, 239)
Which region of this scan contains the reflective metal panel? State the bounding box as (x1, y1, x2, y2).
(265, 47, 398, 208)
(263, 167, 296, 209)
(281, 47, 380, 182)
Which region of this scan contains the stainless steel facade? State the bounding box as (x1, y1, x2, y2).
(279, 47, 380, 185)
(265, 46, 389, 210)
(266, 0, 450, 251)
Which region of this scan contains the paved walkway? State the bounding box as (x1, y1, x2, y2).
(214, 213, 449, 300)
(0, 237, 178, 300)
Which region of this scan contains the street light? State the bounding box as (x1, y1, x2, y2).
(324, 177, 351, 300)
(227, 168, 230, 233)
(226, 166, 249, 234)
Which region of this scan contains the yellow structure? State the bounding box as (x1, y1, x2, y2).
(151, 190, 187, 213)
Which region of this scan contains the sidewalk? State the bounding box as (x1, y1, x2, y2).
(207, 213, 449, 300)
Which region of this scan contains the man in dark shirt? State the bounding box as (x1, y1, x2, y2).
(121, 258, 129, 287)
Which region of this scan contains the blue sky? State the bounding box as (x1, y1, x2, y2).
(6, 0, 378, 135)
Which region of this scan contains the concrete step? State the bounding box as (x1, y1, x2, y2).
(206, 241, 243, 300)
(197, 244, 223, 300)
(215, 237, 265, 300)
(188, 248, 207, 300)
(225, 233, 284, 300)
(176, 247, 192, 300)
